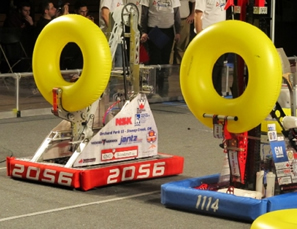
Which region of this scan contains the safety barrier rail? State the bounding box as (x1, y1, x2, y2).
(0, 69, 81, 119)
(0, 65, 182, 119)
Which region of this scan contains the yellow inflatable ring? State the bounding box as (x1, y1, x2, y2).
(33, 15, 112, 112)
(180, 20, 282, 133)
(251, 209, 297, 229)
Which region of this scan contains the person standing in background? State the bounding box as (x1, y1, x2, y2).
(35, 1, 56, 35)
(60, 0, 97, 74)
(100, 0, 124, 67)
(3, 1, 35, 56)
(4, 1, 34, 29)
(35, 0, 69, 37)
(194, 0, 226, 96)
(140, 0, 181, 65)
(140, 0, 181, 96)
(74, 0, 95, 22)
(171, 0, 195, 64)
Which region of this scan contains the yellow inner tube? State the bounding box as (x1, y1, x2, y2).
(251, 209, 297, 229)
(33, 14, 112, 112)
(180, 20, 282, 133)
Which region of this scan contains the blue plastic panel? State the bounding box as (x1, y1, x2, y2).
(267, 192, 297, 211)
(161, 174, 268, 222)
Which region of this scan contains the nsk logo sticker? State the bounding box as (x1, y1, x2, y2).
(116, 117, 132, 126)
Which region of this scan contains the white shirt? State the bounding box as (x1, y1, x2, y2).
(140, 0, 181, 29)
(195, 0, 226, 29)
(100, 0, 142, 27)
(100, 0, 141, 13)
(100, 0, 124, 12)
(99, 0, 124, 30)
(180, 0, 195, 19)
(128, 0, 142, 11)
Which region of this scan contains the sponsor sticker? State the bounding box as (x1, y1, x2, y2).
(101, 146, 138, 161)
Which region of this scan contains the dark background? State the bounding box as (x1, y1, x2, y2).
(0, 0, 296, 56)
(274, 0, 297, 56)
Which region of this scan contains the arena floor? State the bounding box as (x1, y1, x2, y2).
(0, 101, 250, 229)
